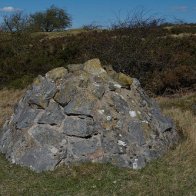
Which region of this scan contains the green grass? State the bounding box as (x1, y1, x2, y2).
(0, 147, 195, 195)
(0, 92, 196, 195)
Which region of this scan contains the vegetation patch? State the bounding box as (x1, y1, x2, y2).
(0, 24, 195, 95)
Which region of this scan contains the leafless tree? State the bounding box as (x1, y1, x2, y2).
(1, 12, 30, 33)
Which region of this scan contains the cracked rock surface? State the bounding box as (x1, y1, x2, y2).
(0, 59, 179, 172)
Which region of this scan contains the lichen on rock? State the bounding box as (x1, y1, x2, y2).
(84, 58, 106, 75)
(45, 67, 68, 81)
(118, 72, 133, 87)
(0, 58, 179, 172)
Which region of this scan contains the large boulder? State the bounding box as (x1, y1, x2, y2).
(0, 59, 179, 172)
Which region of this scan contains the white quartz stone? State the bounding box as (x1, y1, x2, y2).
(98, 109, 105, 115)
(133, 158, 138, 169)
(49, 146, 58, 154)
(106, 116, 112, 121)
(129, 111, 137, 118)
(142, 120, 148, 124)
(118, 140, 127, 147)
(114, 83, 122, 88)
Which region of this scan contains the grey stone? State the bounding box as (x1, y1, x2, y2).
(104, 154, 130, 168)
(128, 121, 145, 146)
(111, 93, 129, 113)
(108, 82, 116, 91)
(131, 156, 146, 169)
(64, 91, 97, 117)
(91, 84, 105, 99)
(29, 125, 64, 146)
(69, 137, 100, 157)
(54, 81, 78, 106)
(0, 58, 179, 172)
(63, 116, 97, 137)
(14, 107, 40, 129)
(150, 108, 174, 133)
(28, 76, 57, 108)
(20, 147, 59, 172)
(102, 132, 120, 154)
(191, 104, 196, 115)
(0, 128, 13, 154)
(38, 100, 64, 126)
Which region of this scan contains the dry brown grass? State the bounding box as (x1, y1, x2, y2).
(0, 89, 25, 127)
(163, 108, 196, 147)
(157, 94, 196, 149)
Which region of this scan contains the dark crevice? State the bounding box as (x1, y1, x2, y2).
(50, 123, 58, 126)
(53, 91, 59, 101)
(66, 133, 93, 139)
(163, 127, 172, 132)
(54, 158, 65, 168)
(65, 112, 94, 120)
(37, 122, 57, 126)
(65, 131, 99, 139)
(121, 85, 131, 90)
(100, 90, 106, 99)
(54, 99, 71, 108)
(28, 102, 45, 110)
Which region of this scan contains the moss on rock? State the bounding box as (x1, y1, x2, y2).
(84, 59, 106, 75)
(118, 73, 133, 86)
(46, 67, 68, 81)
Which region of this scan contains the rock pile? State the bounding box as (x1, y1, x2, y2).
(0, 59, 179, 172)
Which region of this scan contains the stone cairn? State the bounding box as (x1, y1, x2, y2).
(0, 59, 179, 172)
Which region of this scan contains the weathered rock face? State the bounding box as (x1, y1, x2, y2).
(0, 59, 179, 172)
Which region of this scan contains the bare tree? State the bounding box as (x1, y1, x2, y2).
(111, 8, 165, 30)
(1, 12, 29, 33)
(82, 22, 102, 31)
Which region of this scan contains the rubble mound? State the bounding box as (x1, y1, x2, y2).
(0, 59, 179, 172)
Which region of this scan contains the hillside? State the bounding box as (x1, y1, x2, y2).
(0, 24, 195, 95)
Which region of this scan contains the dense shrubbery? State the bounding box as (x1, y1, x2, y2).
(165, 24, 196, 35)
(0, 24, 195, 95)
(62, 29, 196, 95)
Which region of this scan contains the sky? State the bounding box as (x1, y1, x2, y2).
(0, 0, 195, 28)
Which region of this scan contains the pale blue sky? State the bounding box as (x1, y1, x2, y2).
(0, 0, 195, 28)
